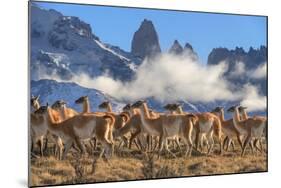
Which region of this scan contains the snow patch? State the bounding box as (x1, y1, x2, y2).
(94, 40, 130, 62)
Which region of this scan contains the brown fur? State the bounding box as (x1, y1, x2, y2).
(212, 108, 243, 151)
(167, 105, 222, 154)
(132, 101, 194, 157)
(34, 106, 114, 160)
(30, 97, 63, 157)
(228, 106, 266, 156)
(193, 112, 223, 154)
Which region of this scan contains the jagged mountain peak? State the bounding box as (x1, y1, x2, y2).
(207, 45, 267, 95)
(184, 42, 193, 51)
(131, 19, 161, 58)
(169, 40, 184, 54)
(140, 19, 154, 28)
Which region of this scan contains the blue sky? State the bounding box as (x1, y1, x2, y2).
(34, 1, 267, 63)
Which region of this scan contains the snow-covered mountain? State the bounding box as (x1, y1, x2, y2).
(31, 79, 125, 112)
(29, 80, 220, 115)
(30, 4, 140, 81)
(31, 79, 265, 119)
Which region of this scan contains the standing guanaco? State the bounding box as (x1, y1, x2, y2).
(132, 100, 196, 157)
(34, 104, 115, 160)
(227, 106, 266, 156)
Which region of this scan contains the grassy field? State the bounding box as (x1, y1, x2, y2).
(30, 142, 267, 187)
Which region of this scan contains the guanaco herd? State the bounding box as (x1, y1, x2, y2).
(30, 95, 267, 160)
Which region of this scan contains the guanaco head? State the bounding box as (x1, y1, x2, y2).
(31, 95, 40, 110)
(51, 100, 67, 110)
(131, 100, 146, 108)
(163, 103, 181, 111)
(211, 106, 223, 113)
(238, 106, 247, 112)
(75, 96, 88, 104)
(98, 101, 110, 109)
(227, 105, 238, 113)
(34, 103, 49, 115)
(122, 103, 131, 111)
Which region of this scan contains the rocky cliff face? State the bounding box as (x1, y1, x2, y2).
(131, 19, 161, 58)
(208, 46, 267, 70)
(169, 40, 198, 61)
(169, 40, 184, 54)
(207, 46, 267, 95)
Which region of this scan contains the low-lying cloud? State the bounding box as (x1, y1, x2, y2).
(248, 63, 267, 79)
(228, 61, 267, 80)
(240, 84, 267, 112)
(71, 54, 236, 103)
(39, 53, 267, 112)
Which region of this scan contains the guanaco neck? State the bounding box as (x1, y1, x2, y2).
(83, 99, 90, 113)
(58, 105, 67, 120)
(240, 109, 248, 120)
(232, 107, 243, 128)
(106, 103, 113, 112)
(33, 101, 40, 111)
(142, 103, 151, 119)
(129, 109, 134, 117)
(176, 106, 184, 114)
(117, 118, 132, 136)
(46, 108, 59, 131)
(219, 109, 225, 122)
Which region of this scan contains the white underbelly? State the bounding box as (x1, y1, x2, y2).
(199, 121, 213, 133)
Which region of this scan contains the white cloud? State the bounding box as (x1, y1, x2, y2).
(67, 54, 238, 103)
(240, 84, 267, 112)
(38, 53, 266, 112)
(229, 61, 246, 78)
(248, 63, 267, 79)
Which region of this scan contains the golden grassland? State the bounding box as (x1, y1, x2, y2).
(30, 142, 267, 187)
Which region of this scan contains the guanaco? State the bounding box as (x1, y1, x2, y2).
(238, 106, 267, 153)
(211, 107, 243, 152)
(227, 106, 266, 156)
(98, 101, 130, 148)
(30, 96, 63, 157)
(164, 103, 223, 155)
(34, 104, 115, 160)
(132, 100, 196, 157)
(52, 100, 78, 119)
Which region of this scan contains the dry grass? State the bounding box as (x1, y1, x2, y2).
(30, 141, 267, 187)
